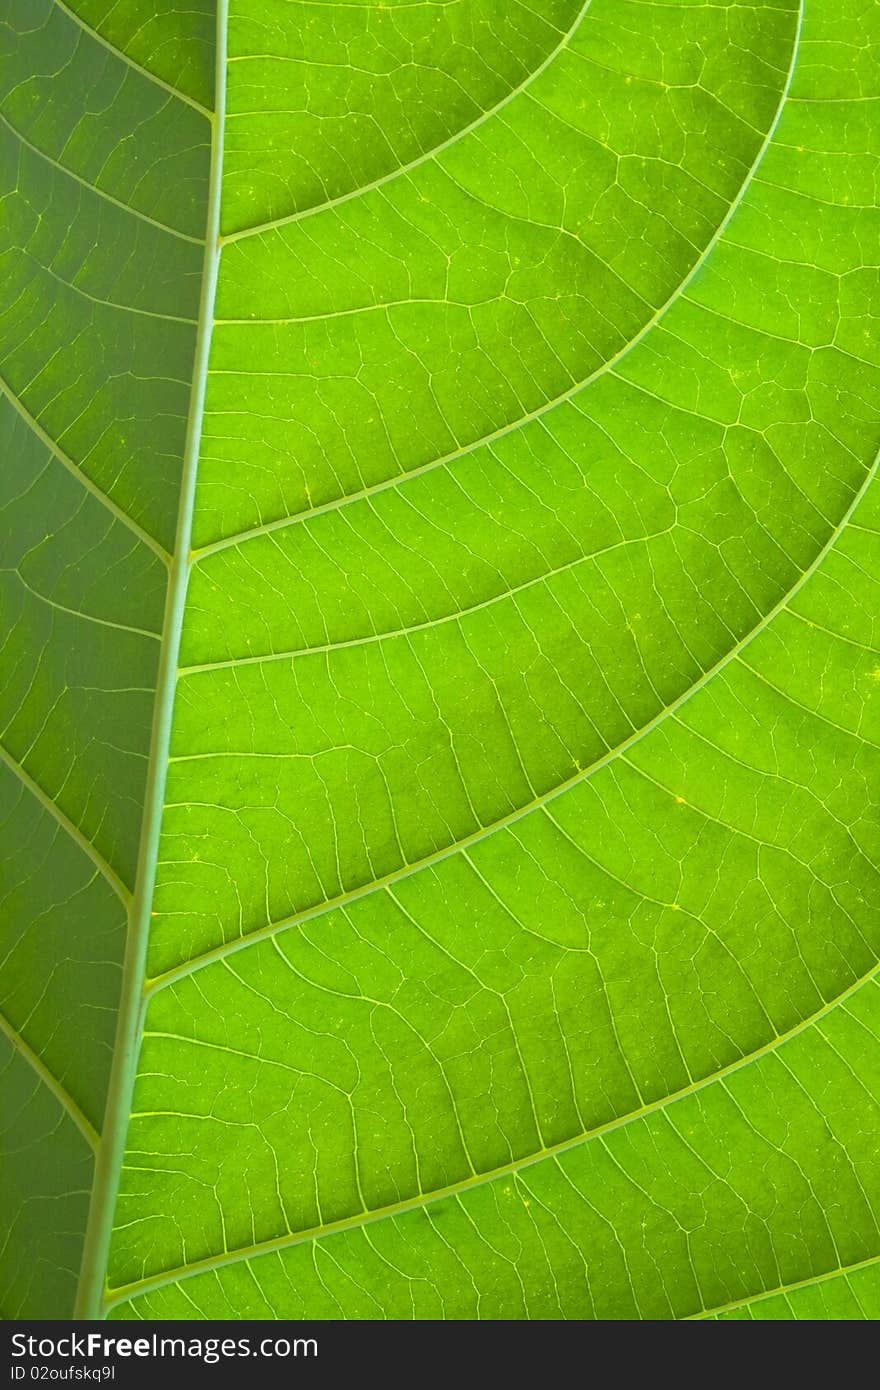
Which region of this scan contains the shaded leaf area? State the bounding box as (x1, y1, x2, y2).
(0, 1, 211, 1317)
(0, 0, 208, 547)
(58, 0, 216, 111)
(108, 0, 880, 1320)
(0, 1041, 94, 1319)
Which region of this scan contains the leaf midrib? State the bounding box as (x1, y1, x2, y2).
(68, 0, 229, 1323)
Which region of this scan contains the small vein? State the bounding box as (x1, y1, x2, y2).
(8, 569, 162, 641)
(0, 742, 132, 907)
(36, 259, 198, 324)
(219, 0, 595, 243)
(1, 113, 205, 246)
(0, 376, 171, 566)
(686, 1251, 880, 1320)
(151, 430, 877, 993)
(180, 526, 672, 672)
(52, 0, 213, 120)
(195, 0, 805, 561)
(0, 1009, 100, 1151)
(109, 953, 880, 1309)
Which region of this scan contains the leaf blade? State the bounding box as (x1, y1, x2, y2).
(4, 0, 880, 1321)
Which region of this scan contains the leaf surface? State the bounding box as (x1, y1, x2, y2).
(2, 0, 880, 1321)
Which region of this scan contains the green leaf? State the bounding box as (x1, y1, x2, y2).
(3, 0, 880, 1322)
